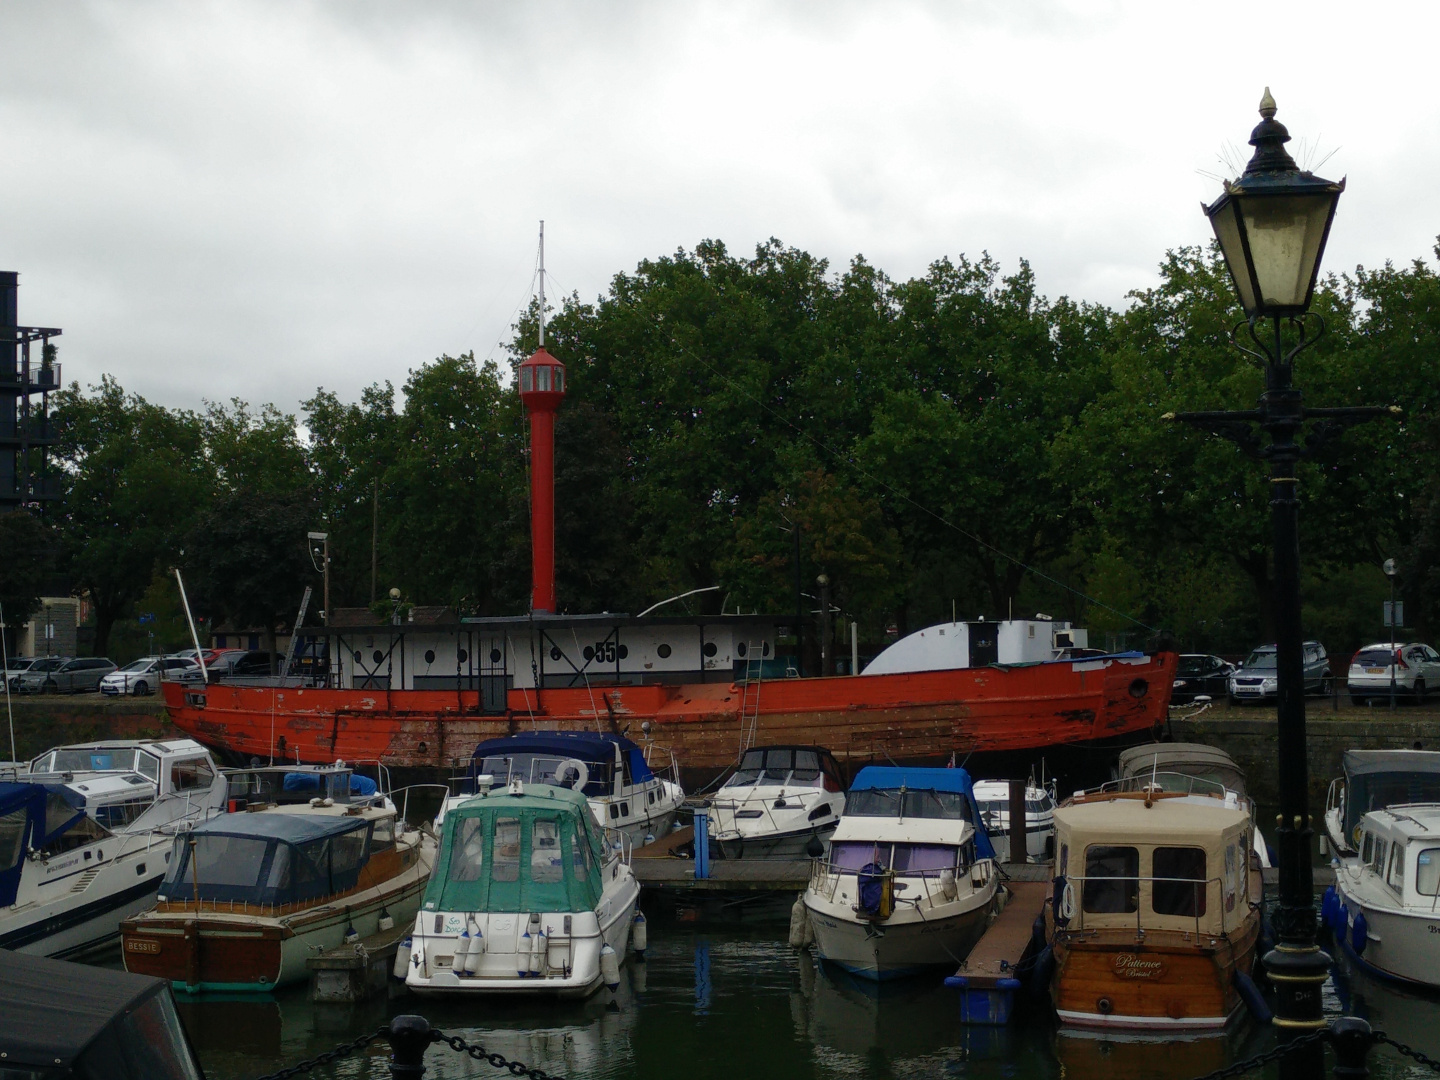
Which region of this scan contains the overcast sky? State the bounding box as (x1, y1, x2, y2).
(3, 1, 1437, 418)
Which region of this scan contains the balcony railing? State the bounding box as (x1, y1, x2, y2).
(0, 363, 61, 392)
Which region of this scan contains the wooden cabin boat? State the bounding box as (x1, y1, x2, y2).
(803, 767, 999, 980)
(708, 745, 847, 859)
(1324, 803, 1440, 988)
(1046, 786, 1261, 1030)
(405, 780, 639, 997)
(0, 738, 227, 959)
(0, 949, 207, 1079)
(447, 732, 684, 849)
(1324, 750, 1440, 856)
(120, 767, 434, 993)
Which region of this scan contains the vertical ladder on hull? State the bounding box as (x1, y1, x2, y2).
(738, 641, 765, 755)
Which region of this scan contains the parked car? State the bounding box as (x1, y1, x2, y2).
(15, 656, 118, 694)
(1347, 642, 1440, 705)
(1228, 641, 1332, 703)
(3, 656, 37, 692)
(199, 648, 249, 677)
(1172, 653, 1236, 704)
(224, 651, 284, 677)
(100, 655, 202, 697)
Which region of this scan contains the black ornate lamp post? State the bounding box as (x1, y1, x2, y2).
(1169, 89, 1398, 1069)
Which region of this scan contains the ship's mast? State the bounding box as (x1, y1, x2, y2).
(538, 220, 546, 348)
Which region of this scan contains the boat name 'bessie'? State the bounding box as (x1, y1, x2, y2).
(1111, 953, 1167, 979)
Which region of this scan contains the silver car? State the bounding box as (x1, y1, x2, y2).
(15, 656, 119, 694)
(100, 656, 201, 697)
(3, 657, 37, 692)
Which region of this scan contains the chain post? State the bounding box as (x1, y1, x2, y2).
(1330, 1017, 1374, 1080)
(387, 1015, 433, 1079)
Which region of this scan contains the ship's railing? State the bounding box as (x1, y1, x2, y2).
(390, 783, 450, 829)
(1056, 872, 1236, 939)
(808, 854, 989, 905)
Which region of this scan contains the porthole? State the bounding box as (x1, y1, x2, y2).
(550, 646, 562, 661)
(458, 649, 469, 663)
(762, 642, 770, 657)
(424, 649, 436, 664)
(618, 644, 628, 659)
(1128, 678, 1149, 699)
(583, 646, 595, 662)
(418, 741, 428, 754)
(703, 642, 717, 658)
(737, 642, 748, 658)
(489, 649, 501, 664)
(372, 650, 384, 664)
(657, 643, 672, 659)
(353, 651, 362, 664)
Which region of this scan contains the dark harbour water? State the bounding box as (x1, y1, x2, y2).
(169, 902, 1440, 1080)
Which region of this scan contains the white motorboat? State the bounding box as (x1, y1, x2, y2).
(708, 745, 846, 859)
(1325, 803, 1440, 988)
(1324, 750, 1440, 855)
(444, 732, 685, 849)
(406, 779, 640, 997)
(803, 766, 999, 981)
(120, 762, 434, 992)
(971, 779, 1055, 861)
(0, 738, 227, 959)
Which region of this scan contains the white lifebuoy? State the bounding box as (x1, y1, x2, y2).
(556, 758, 589, 792)
(1059, 882, 1077, 921)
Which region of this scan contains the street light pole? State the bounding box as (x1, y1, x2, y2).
(1384, 558, 1398, 712)
(1169, 90, 1398, 1073)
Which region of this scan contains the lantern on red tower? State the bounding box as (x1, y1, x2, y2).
(518, 346, 565, 614)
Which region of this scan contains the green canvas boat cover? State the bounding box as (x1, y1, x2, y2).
(423, 783, 606, 913)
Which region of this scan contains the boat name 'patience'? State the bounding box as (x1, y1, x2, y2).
(1112, 953, 1166, 979)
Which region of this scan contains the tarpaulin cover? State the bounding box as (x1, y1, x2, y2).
(848, 766, 996, 860)
(424, 785, 605, 914)
(1341, 750, 1440, 839)
(0, 947, 161, 1066)
(282, 771, 380, 796)
(469, 731, 655, 796)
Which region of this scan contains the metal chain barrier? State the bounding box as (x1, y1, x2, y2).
(430, 1028, 566, 1080)
(250, 1026, 388, 1080)
(1375, 1032, 1440, 1074)
(1184, 1028, 1328, 1080)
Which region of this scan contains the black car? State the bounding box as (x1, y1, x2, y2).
(1228, 641, 1332, 703)
(1171, 654, 1236, 704)
(224, 651, 285, 677)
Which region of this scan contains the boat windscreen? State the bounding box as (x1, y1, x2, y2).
(831, 841, 961, 872)
(1348, 771, 1440, 836)
(161, 820, 371, 906)
(42, 748, 141, 773)
(478, 753, 611, 798)
(844, 787, 973, 821)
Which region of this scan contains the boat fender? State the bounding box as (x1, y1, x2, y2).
(940, 868, 958, 901)
(393, 936, 412, 980)
(600, 943, 621, 992)
(531, 928, 547, 976)
(377, 908, 395, 933)
(456, 926, 472, 970)
(1234, 971, 1273, 1024)
(805, 834, 825, 859)
(464, 919, 484, 975)
(633, 911, 648, 956)
(994, 883, 1008, 914)
(1030, 913, 1047, 951)
(344, 922, 359, 945)
(1028, 945, 1055, 1000)
(788, 896, 814, 949)
(1057, 882, 1076, 923)
(519, 927, 532, 978)
(1351, 911, 1368, 955)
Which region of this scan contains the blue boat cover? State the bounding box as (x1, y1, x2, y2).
(849, 766, 996, 860)
(0, 782, 88, 907)
(187, 810, 370, 844)
(470, 731, 656, 796)
(282, 772, 379, 796)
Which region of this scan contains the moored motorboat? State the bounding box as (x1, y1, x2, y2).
(1046, 785, 1262, 1030)
(708, 745, 846, 859)
(1324, 803, 1440, 988)
(405, 779, 639, 997)
(1324, 750, 1440, 855)
(119, 763, 434, 993)
(442, 731, 685, 850)
(0, 738, 227, 959)
(803, 766, 999, 981)
(972, 779, 1055, 862)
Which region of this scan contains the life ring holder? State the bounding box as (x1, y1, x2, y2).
(556, 758, 589, 793)
(1059, 882, 1077, 922)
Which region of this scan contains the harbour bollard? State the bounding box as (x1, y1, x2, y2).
(694, 809, 710, 879)
(386, 1015, 432, 1079)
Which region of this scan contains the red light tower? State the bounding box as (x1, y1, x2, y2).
(518, 222, 565, 614)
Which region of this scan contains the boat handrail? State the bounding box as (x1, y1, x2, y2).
(390, 783, 451, 828)
(602, 826, 633, 867)
(1057, 871, 1236, 939)
(1094, 772, 1232, 800)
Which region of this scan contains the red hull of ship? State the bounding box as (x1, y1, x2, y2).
(163, 653, 1176, 772)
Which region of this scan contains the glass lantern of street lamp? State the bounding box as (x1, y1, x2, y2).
(1203, 88, 1345, 319)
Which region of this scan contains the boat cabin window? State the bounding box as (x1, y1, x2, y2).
(0, 807, 26, 871)
(40, 808, 109, 856)
(1387, 843, 1405, 892)
(1083, 845, 1139, 914)
(570, 818, 592, 877)
(1372, 838, 1388, 877)
(1416, 848, 1440, 895)
(1348, 771, 1440, 836)
(371, 816, 395, 851)
(170, 757, 215, 792)
(844, 787, 973, 822)
(449, 818, 486, 882)
(478, 753, 612, 798)
(1152, 846, 1207, 917)
(531, 819, 564, 883)
(95, 797, 155, 829)
(194, 835, 271, 889)
(493, 817, 522, 882)
(1361, 831, 1373, 863)
(830, 841, 960, 873)
(38, 747, 146, 773)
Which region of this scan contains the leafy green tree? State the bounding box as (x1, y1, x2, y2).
(0, 511, 52, 643)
